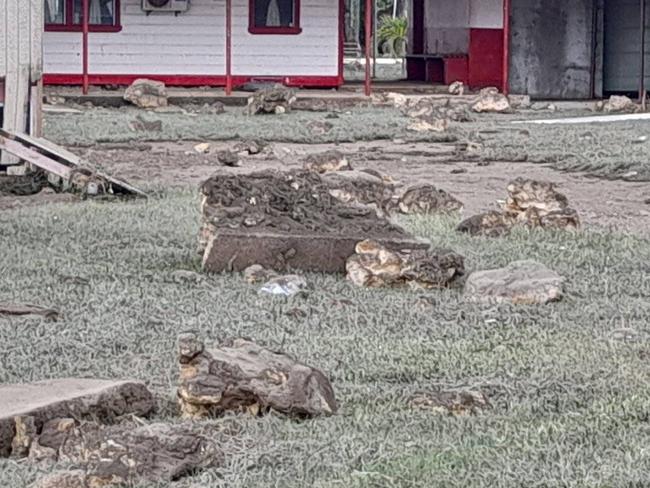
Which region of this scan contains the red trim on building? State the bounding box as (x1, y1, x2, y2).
(248, 0, 302, 35)
(338, 0, 345, 85)
(45, 0, 122, 32)
(43, 74, 342, 88)
(468, 28, 504, 89)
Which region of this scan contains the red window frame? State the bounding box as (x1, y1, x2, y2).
(45, 0, 122, 33)
(248, 0, 302, 35)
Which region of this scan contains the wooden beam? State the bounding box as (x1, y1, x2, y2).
(0, 135, 72, 179)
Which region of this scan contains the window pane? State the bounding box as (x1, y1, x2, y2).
(45, 0, 65, 24)
(73, 0, 116, 25)
(254, 0, 295, 28)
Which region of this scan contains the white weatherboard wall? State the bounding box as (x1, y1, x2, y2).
(43, 0, 339, 78)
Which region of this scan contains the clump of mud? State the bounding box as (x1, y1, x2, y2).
(0, 171, 49, 196)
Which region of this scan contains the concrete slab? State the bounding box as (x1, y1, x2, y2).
(0, 378, 154, 457)
(202, 230, 430, 274)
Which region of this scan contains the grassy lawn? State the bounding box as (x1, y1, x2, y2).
(1, 192, 649, 487)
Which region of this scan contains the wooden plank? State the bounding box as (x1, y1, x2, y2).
(29, 0, 43, 84)
(29, 81, 43, 137)
(1, 0, 20, 164)
(0, 129, 147, 198)
(0, 136, 72, 180)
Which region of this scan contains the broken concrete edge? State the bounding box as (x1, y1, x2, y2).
(0, 378, 155, 458)
(201, 230, 431, 274)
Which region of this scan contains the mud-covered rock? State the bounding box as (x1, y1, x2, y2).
(243, 264, 278, 284)
(471, 87, 511, 113)
(505, 178, 580, 229)
(602, 95, 637, 113)
(233, 139, 267, 155)
(123, 79, 168, 109)
(346, 240, 465, 289)
(0, 379, 155, 458)
(323, 170, 394, 213)
(303, 150, 351, 173)
(29, 422, 223, 488)
(448, 81, 465, 96)
(177, 334, 337, 418)
(217, 150, 241, 167)
(464, 260, 564, 305)
(247, 86, 297, 115)
(395, 184, 463, 215)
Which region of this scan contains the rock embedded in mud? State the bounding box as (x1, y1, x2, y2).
(395, 184, 463, 215)
(471, 87, 511, 113)
(123, 78, 168, 109)
(233, 139, 267, 155)
(346, 240, 465, 289)
(177, 334, 338, 418)
(247, 86, 297, 115)
(217, 150, 242, 167)
(602, 95, 637, 113)
(303, 150, 351, 174)
(448, 81, 465, 96)
(464, 260, 565, 305)
(29, 422, 223, 488)
(0, 379, 155, 458)
(409, 390, 489, 416)
(243, 264, 278, 284)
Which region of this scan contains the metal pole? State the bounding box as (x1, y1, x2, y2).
(501, 0, 510, 95)
(226, 0, 232, 95)
(640, 0, 646, 102)
(364, 0, 372, 95)
(82, 0, 89, 94)
(372, 0, 377, 79)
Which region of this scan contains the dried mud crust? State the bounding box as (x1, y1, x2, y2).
(200, 170, 406, 237)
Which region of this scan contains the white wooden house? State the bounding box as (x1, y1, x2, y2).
(42, 0, 344, 89)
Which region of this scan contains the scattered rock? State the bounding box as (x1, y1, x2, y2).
(217, 150, 242, 167)
(456, 210, 517, 238)
(259, 274, 308, 297)
(303, 150, 351, 174)
(322, 170, 394, 214)
(346, 240, 465, 289)
(194, 143, 211, 154)
(464, 260, 565, 305)
(508, 94, 532, 109)
(30, 422, 223, 488)
(170, 270, 203, 284)
(410, 390, 489, 416)
(471, 87, 511, 113)
(129, 114, 163, 132)
(602, 95, 637, 113)
(395, 184, 463, 215)
(448, 81, 465, 96)
(306, 120, 334, 135)
(457, 178, 579, 237)
(407, 118, 448, 133)
(243, 264, 278, 284)
(233, 139, 267, 155)
(247, 86, 297, 115)
(0, 379, 155, 458)
(123, 79, 168, 109)
(450, 168, 467, 174)
(45, 95, 66, 106)
(177, 334, 338, 417)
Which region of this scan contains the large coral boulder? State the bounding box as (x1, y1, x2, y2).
(177, 334, 338, 418)
(123, 78, 168, 108)
(464, 260, 565, 305)
(471, 87, 511, 113)
(395, 184, 463, 215)
(346, 240, 465, 289)
(247, 86, 297, 115)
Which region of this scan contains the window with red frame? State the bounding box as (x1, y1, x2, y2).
(45, 0, 121, 32)
(249, 0, 301, 35)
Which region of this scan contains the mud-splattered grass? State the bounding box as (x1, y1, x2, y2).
(1, 193, 649, 487)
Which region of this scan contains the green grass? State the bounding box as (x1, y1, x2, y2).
(1, 192, 649, 487)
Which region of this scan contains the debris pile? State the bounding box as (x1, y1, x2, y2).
(464, 260, 565, 305)
(247, 86, 297, 115)
(177, 333, 338, 418)
(198, 170, 427, 273)
(346, 240, 465, 289)
(457, 178, 580, 236)
(123, 78, 168, 109)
